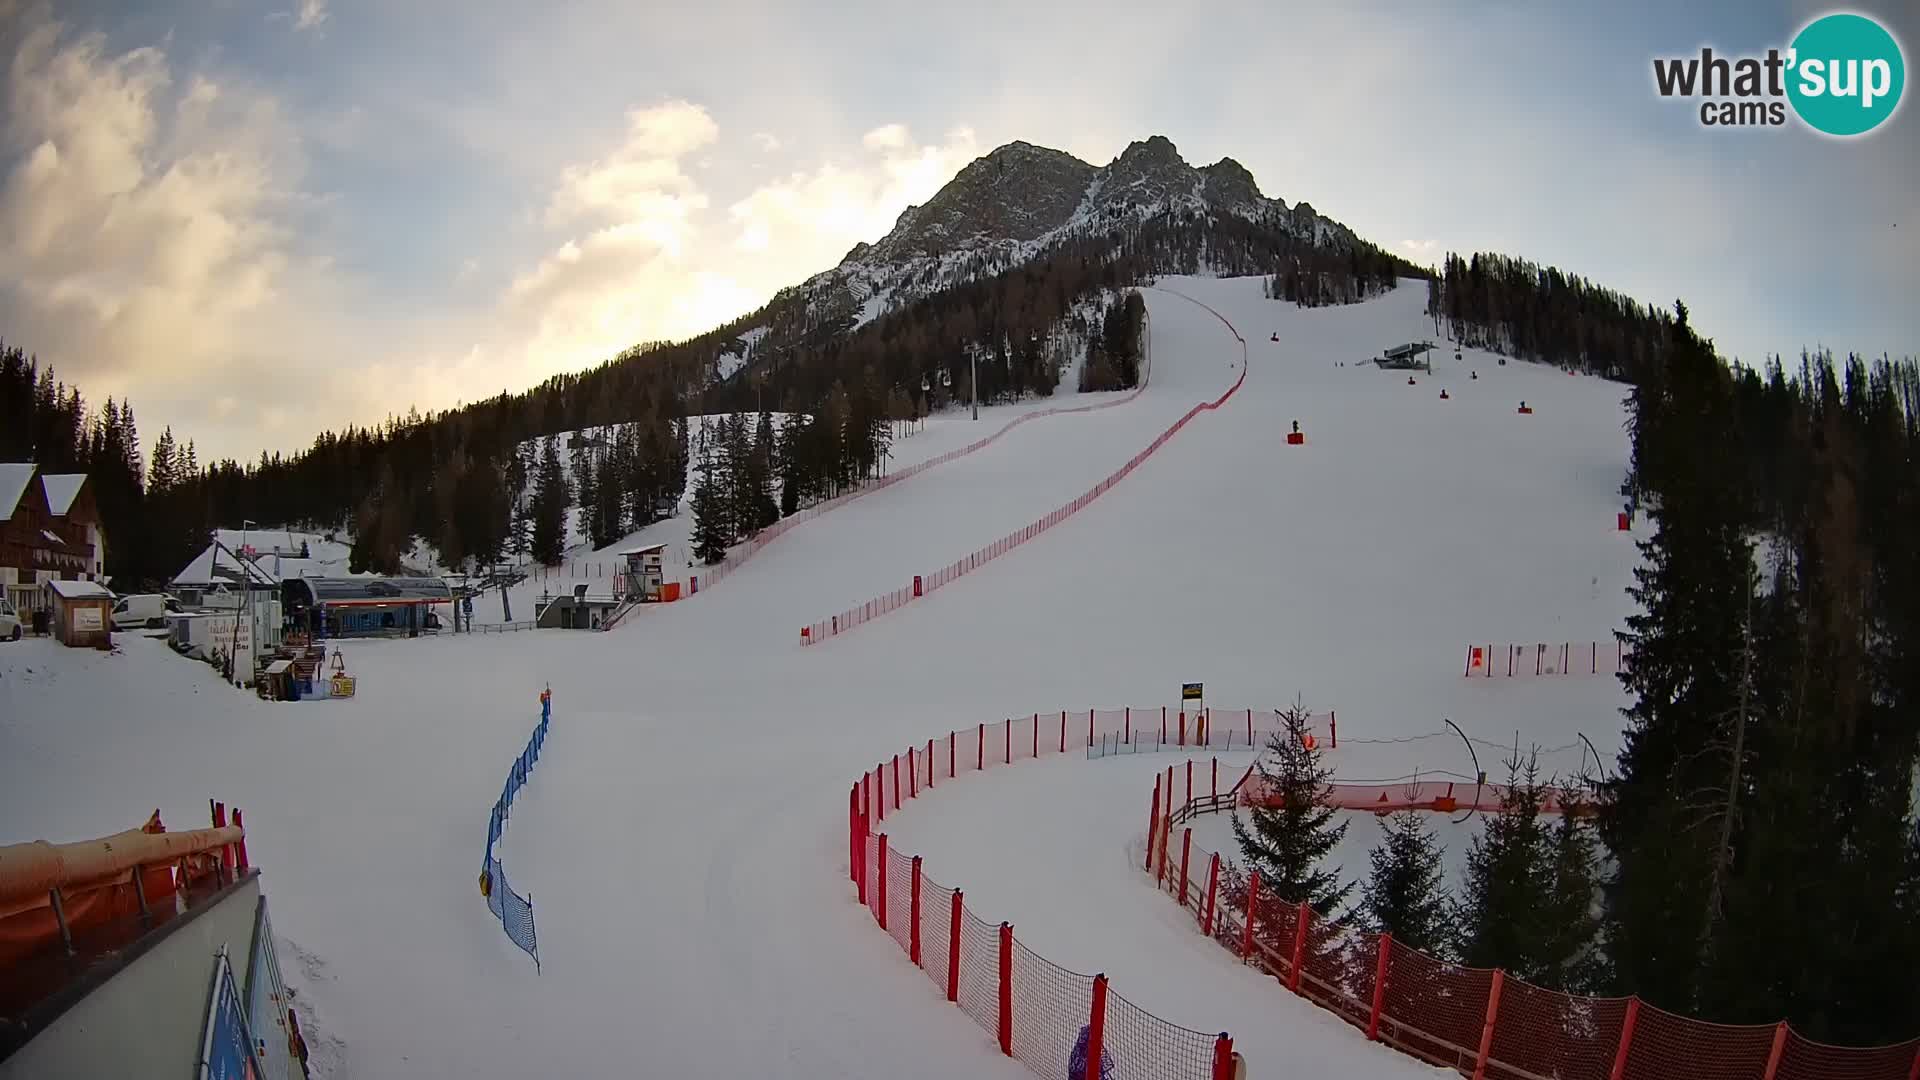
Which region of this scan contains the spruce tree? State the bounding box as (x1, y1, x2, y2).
(1230, 704, 1351, 915)
(1456, 753, 1566, 983)
(1539, 810, 1605, 993)
(688, 462, 729, 565)
(1360, 810, 1453, 955)
(529, 436, 569, 565)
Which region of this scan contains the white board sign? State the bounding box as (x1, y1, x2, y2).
(72, 607, 103, 632)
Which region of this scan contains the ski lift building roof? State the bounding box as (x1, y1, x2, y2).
(1382, 342, 1435, 362)
(283, 576, 452, 608)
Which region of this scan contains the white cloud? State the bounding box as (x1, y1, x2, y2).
(294, 0, 328, 32)
(861, 124, 910, 151)
(1399, 239, 1439, 262)
(751, 132, 781, 152)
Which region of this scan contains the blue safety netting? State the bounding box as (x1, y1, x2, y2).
(481, 689, 550, 970)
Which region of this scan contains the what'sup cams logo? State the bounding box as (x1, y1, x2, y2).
(1653, 12, 1905, 136)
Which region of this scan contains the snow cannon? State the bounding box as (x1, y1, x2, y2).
(1518, 400, 1534, 415)
(1286, 420, 1305, 446)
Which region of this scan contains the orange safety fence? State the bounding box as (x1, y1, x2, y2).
(849, 710, 1241, 1080)
(1145, 763, 1920, 1080)
(804, 288, 1248, 647)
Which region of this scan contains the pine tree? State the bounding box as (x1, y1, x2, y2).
(1360, 810, 1453, 955)
(1539, 810, 1605, 993)
(1231, 704, 1352, 915)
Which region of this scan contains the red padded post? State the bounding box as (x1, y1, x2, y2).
(1004, 719, 1011, 765)
(1032, 713, 1038, 759)
(1761, 1022, 1788, 1080)
(892, 754, 901, 809)
(927, 739, 935, 789)
(1145, 778, 1161, 872)
(1240, 872, 1260, 958)
(1368, 933, 1391, 1040)
(910, 856, 923, 965)
(947, 889, 963, 1002)
(1609, 997, 1640, 1080)
(1186, 759, 1193, 805)
(1085, 974, 1109, 1080)
(231, 809, 249, 871)
(978, 723, 984, 771)
(908, 747, 917, 798)
(849, 784, 860, 886)
(949, 731, 956, 778)
(1202, 853, 1221, 935)
(1179, 710, 1187, 746)
(1087, 708, 1094, 748)
(1124, 707, 1130, 743)
(1471, 970, 1505, 1080)
(997, 923, 1014, 1056)
(1157, 813, 1171, 885)
(1179, 828, 1192, 907)
(1211, 1034, 1235, 1080)
(877, 834, 890, 931)
(1212, 757, 1219, 799)
(1288, 901, 1310, 992)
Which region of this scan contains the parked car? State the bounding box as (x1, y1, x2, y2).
(110, 593, 184, 630)
(0, 597, 20, 641)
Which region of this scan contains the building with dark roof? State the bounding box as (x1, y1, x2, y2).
(281, 576, 452, 639)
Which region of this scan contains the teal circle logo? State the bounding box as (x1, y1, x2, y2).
(1787, 13, 1905, 136)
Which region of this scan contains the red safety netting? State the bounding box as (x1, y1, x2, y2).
(803, 327, 1246, 647)
(850, 700, 1258, 1080)
(1104, 983, 1223, 1080)
(1009, 938, 1095, 1080)
(1775, 1032, 1920, 1080)
(1149, 768, 1920, 1080)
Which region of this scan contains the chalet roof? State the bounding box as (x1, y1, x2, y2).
(40, 474, 86, 516)
(46, 578, 111, 600)
(0, 463, 36, 518)
(172, 542, 280, 589)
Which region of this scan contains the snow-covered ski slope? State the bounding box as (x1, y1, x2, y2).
(0, 275, 1641, 1078)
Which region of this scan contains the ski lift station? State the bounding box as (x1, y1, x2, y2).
(1377, 342, 1436, 370)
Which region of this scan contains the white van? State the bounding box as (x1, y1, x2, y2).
(0, 596, 20, 641)
(111, 593, 183, 630)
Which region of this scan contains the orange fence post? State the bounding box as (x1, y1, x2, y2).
(1145, 778, 1161, 872)
(1179, 828, 1193, 907)
(1211, 1034, 1235, 1080)
(892, 755, 901, 809)
(1240, 873, 1260, 959)
(1368, 933, 1391, 1040)
(1288, 901, 1310, 992)
(947, 889, 963, 1002)
(909, 856, 923, 965)
(997, 923, 1014, 1057)
(1085, 974, 1109, 1080)
(849, 784, 860, 886)
(1761, 1022, 1789, 1080)
(1202, 853, 1221, 935)
(1471, 970, 1505, 1080)
(909, 747, 917, 798)
(877, 834, 890, 931)
(1608, 997, 1640, 1080)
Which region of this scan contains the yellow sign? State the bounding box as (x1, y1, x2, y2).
(1181, 682, 1203, 701)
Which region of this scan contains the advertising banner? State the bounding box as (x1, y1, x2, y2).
(199, 949, 259, 1080)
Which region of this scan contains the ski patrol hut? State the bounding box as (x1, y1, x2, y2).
(536, 584, 622, 629)
(44, 578, 114, 648)
(617, 544, 668, 604)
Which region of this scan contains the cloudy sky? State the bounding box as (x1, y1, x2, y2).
(1, 0, 1913, 461)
